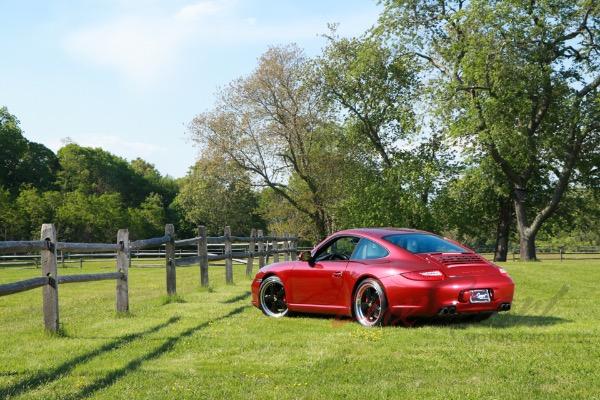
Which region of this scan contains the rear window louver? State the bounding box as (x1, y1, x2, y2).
(431, 253, 485, 265)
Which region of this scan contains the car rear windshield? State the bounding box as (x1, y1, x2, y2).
(383, 233, 467, 254)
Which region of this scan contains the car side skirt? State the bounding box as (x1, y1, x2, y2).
(288, 303, 351, 316)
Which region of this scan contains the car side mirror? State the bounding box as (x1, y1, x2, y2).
(299, 251, 314, 265)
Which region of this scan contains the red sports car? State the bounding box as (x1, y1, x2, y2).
(251, 228, 514, 326)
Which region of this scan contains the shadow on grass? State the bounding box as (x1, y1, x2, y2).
(220, 291, 251, 304)
(412, 313, 570, 329)
(481, 313, 570, 328)
(62, 305, 249, 400)
(160, 294, 186, 305)
(1, 303, 249, 399)
(0, 316, 181, 399)
(287, 311, 569, 329)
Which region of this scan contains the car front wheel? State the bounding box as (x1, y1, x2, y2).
(353, 278, 387, 327)
(259, 276, 288, 318)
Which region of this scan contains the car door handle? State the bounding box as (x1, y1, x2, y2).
(332, 271, 343, 278)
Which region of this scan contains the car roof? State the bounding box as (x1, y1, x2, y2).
(334, 227, 429, 239)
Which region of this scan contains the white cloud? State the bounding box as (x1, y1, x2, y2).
(64, 1, 232, 85)
(63, 0, 378, 86)
(244, 17, 257, 25)
(65, 16, 187, 84)
(175, 0, 224, 20)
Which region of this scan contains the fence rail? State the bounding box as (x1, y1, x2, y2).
(55, 242, 121, 253)
(57, 272, 124, 284)
(0, 276, 49, 296)
(474, 246, 600, 261)
(0, 223, 298, 332)
(0, 240, 48, 254)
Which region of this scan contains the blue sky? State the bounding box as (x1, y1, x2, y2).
(0, 0, 381, 178)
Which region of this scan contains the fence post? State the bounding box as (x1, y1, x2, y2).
(165, 224, 176, 296)
(224, 226, 233, 284)
(198, 225, 209, 287)
(560, 246, 564, 262)
(282, 233, 289, 261)
(265, 239, 270, 264)
(116, 229, 129, 313)
(41, 223, 59, 332)
(291, 236, 298, 261)
(246, 228, 256, 277)
(273, 235, 280, 263)
(257, 230, 265, 270)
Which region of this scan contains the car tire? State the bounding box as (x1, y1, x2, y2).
(259, 276, 288, 318)
(353, 278, 388, 327)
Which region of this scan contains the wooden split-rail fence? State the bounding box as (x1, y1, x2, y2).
(0, 223, 298, 332)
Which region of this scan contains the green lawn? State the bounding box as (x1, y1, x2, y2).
(1, 259, 599, 399)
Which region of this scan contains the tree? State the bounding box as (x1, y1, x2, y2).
(332, 149, 443, 232)
(0, 108, 28, 193)
(319, 31, 461, 233)
(319, 33, 418, 168)
(128, 193, 166, 240)
(432, 158, 514, 256)
(57, 144, 164, 208)
(173, 155, 264, 236)
(258, 186, 314, 241)
(56, 191, 126, 242)
(0, 186, 19, 240)
(15, 188, 62, 239)
(380, 0, 600, 260)
(57, 144, 143, 206)
(0, 107, 58, 193)
(17, 142, 60, 192)
(189, 45, 341, 238)
(130, 158, 179, 206)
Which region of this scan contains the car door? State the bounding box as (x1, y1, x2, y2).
(289, 236, 359, 308)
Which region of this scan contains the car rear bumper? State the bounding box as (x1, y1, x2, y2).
(381, 273, 515, 319)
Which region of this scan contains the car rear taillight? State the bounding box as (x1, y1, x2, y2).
(401, 270, 446, 281)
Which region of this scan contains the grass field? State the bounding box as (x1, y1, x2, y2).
(1, 259, 599, 399)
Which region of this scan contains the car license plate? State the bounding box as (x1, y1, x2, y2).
(470, 289, 491, 303)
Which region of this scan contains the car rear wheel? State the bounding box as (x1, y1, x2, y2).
(353, 278, 387, 327)
(259, 276, 288, 318)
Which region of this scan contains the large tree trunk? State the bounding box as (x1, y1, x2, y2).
(493, 197, 512, 262)
(310, 209, 330, 241)
(513, 188, 537, 261)
(518, 231, 537, 261)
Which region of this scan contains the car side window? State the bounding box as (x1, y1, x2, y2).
(314, 236, 360, 262)
(351, 238, 389, 260)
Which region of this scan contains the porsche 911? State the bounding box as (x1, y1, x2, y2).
(251, 228, 514, 327)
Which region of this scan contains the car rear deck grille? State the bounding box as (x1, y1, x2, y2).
(432, 253, 485, 265)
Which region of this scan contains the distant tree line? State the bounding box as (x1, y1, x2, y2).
(0, 107, 167, 241)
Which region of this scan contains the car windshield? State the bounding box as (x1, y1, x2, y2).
(383, 233, 467, 254)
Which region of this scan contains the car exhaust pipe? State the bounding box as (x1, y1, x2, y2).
(498, 303, 511, 312)
(438, 306, 457, 316)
